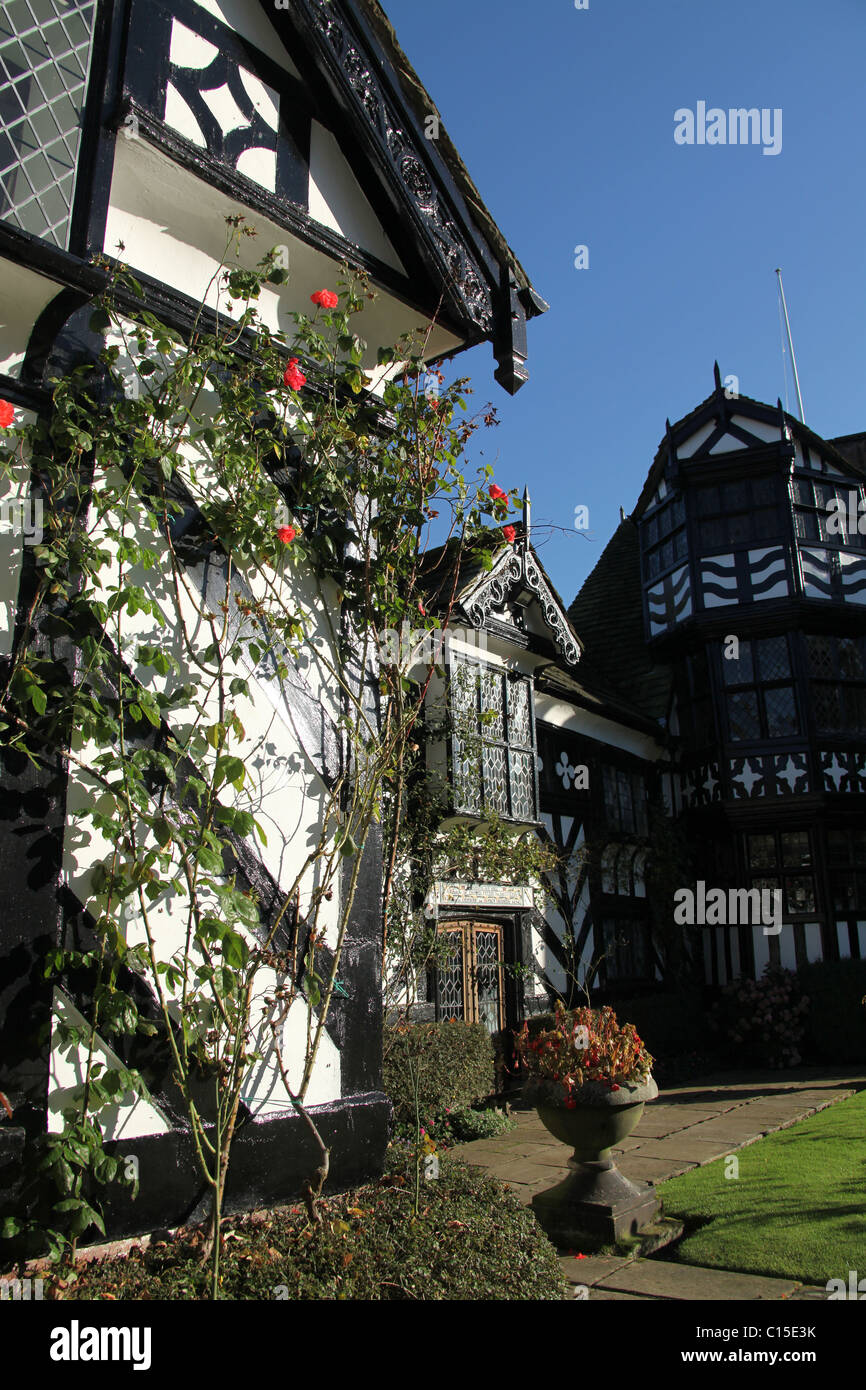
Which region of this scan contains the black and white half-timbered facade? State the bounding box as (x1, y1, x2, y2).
(0, 0, 545, 1238)
(2, 0, 864, 1246)
(567, 371, 866, 995)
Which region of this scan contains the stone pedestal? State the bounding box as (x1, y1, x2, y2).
(532, 1155, 660, 1246)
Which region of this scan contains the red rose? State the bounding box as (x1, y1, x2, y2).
(284, 358, 306, 391)
(502, 525, 516, 545)
(0, 400, 14, 428)
(277, 525, 297, 545)
(310, 289, 338, 310)
(488, 483, 507, 502)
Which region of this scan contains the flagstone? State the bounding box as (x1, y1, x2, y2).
(599, 1258, 799, 1301)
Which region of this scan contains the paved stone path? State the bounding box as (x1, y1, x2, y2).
(450, 1066, 866, 1301)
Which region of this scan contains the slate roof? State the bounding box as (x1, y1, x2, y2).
(567, 519, 673, 726)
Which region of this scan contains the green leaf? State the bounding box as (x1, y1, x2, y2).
(28, 684, 47, 716)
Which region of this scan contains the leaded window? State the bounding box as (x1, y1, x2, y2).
(642, 493, 687, 580)
(601, 765, 648, 835)
(792, 476, 866, 549)
(746, 830, 816, 914)
(694, 476, 779, 551)
(0, 0, 97, 248)
(827, 828, 866, 913)
(450, 661, 537, 822)
(722, 636, 799, 741)
(805, 634, 866, 734)
(601, 918, 651, 982)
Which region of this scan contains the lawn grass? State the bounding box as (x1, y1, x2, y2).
(657, 1089, 866, 1285)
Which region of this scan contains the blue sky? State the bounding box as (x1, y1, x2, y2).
(384, 0, 866, 605)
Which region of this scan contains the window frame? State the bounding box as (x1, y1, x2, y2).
(448, 657, 539, 824)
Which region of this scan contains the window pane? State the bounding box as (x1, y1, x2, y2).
(645, 514, 659, 546)
(764, 685, 798, 736)
(795, 509, 819, 540)
(617, 768, 635, 833)
(509, 749, 535, 822)
(838, 637, 865, 679)
(751, 875, 781, 895)
(785, 876, 816, 913)
(728, 690, 761, 739)
(827, 830, 850, 865)
(806, 635, 833, 679)
(757, 636, 791, 680)
(674, 528, 688, 560)
(506, 675, 532, 747)
(781, 831, 811, 867)
(479, 666, 504, 740)
(748, 834, 776, 869)
(831, 872, 856, 912)
(813, 684, 842, 733)
(482, 742, 509, 817)
(791, 477, 813, 505)
(723, 641, 754, 686)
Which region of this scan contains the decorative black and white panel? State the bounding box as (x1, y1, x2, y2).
(700, 546, 789, 609)
(728, 753, 811, 799)
(820, 750, 866, 794)
(0, 0, 98, 247)
(645, 563, 692, 636)
(124, 0, 311, 210)
(797, 546, 866, 604)
(678, 762, 722, 808)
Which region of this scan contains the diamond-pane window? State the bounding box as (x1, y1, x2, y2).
(0, 0, 97, 248)
(449, 660, 537, 821)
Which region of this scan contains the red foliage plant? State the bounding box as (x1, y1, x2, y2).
(515, 1002, 654, 1106)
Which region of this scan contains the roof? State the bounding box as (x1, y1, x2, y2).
(567, 519, 673, 725)
(358, 2, 546, 315)
(634, 372, 866, 517)
(419, 530, 582, 667)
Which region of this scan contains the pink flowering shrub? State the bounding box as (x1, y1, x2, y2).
(710, 965, 809, 1069)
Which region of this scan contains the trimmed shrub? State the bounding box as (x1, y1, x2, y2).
(798, 958, 866, 1064)
(383, 1021, 495, 1128)
(448, 1106, 516, 1142)
(54, 1155, 569, 1301)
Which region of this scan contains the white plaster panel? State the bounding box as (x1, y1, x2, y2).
(677, 422, 716, 458)
(308, 121, 404, 273)
(779, 925, 797, 971)
(48, 991, 171, 1140)
(189, 0, 301, 76)
(803, 923, 822, 964)
(0, 260, 64, 377)
(104, 139, 461, 380)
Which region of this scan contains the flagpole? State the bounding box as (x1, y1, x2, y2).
(775, 268, 806, 424)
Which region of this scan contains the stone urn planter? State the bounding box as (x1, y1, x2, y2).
(528, 1074, 660, 1246)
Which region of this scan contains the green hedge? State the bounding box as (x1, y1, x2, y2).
(383, 1021, 495, 1127)
(798, 958, 866, 1064)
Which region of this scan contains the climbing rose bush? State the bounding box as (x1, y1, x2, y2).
(710, 965, 809, 1068)
(515, 1003, 653, 1107)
